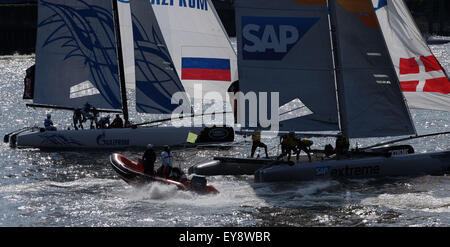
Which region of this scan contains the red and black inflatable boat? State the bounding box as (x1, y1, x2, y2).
(109, 153, 219, 194)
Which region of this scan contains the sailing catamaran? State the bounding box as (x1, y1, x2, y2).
(6, 0, 235, 149)
(189, 0, 450, 181)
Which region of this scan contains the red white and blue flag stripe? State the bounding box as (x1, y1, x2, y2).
(181, 57, 231, 82)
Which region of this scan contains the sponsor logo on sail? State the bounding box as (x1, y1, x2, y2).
(150, 0, 208, 11)
(241, 16, 319, 60)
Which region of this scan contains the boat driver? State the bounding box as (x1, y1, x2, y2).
(142, 144, 156, 175)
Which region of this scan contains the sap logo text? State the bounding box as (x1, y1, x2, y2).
(241, 16, 319, 60)
(151, 0, 208, 11)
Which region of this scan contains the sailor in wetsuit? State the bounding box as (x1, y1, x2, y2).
(295, 138, 313, 162)
(110, 114, 124, 128)
(73, 108, 83, 130)
(250, 130, 269, 158)
(142, 144, 156, 175)
(44, 114, 56, 131)
(278, 132, 298, 161)
(335, 135, 350, 159)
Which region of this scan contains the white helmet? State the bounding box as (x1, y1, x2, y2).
(147, 144, 153, 149)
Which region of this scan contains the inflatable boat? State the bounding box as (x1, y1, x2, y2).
(110, 153, 219, 194)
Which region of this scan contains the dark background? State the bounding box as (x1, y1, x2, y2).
(0, 0, 449, 55)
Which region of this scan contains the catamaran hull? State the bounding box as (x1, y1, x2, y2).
(255, 151, 450, 183)
(13, 126, 234, 149)
(188, 157, 277, 176)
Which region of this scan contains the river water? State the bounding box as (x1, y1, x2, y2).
(0, 42, 449, 227)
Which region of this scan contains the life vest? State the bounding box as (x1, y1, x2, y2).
(44, 118, 53, 128)
(336, 136, 349, 151)
(252, 134, 261, 142)
(282, 134, 297, 146)
(161, 151, 173, 167)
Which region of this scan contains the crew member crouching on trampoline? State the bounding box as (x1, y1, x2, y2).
(295, 138, 313, 162)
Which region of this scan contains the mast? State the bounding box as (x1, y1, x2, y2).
(112, 0, 129, 125)
(326, 0, 346, 136)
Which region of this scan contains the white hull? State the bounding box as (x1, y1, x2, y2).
(13, 126, 234, 149)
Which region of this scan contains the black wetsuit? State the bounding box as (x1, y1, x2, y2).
(142, 148, 156, 175)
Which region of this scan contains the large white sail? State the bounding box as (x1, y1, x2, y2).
(373, 0, 450, 112)
(130, 0, 189, 114)
(150, 0, 238, 104)
(235, 0, 340, 132)
(33, 0, 123, 110)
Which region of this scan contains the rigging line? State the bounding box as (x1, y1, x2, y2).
(326, 0, 344, 135)
(360, 131, 450, 150)
(133, 111, 233, 127)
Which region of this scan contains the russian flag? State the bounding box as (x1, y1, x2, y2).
(181, 57, 231, 82)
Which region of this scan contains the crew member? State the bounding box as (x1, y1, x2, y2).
(278, 132, 298, 161)
(97, 115, 110, 129)
(44, 114, 56, 131)
(142, 144, 156, 175)
(81, 102, 92, 123)
(295, 138, 313, 162)
(73, 108, 83, 130)
(250, 130, 269, 158)
(335, 135, 350, 159)
(157, 145, 173, 178)
(110, 114, 124, 128)
(90, 107, 99, 129)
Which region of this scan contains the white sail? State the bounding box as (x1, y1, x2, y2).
(150, 0, 238, 104)
(373, 0, 450, 112)
(34, 0, 123, 110)
(235, 0, 340, 132)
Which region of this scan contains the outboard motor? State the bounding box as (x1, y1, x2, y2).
(189, 175, 207, 193)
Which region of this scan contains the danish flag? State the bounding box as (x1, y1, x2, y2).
(399, 55, 450, 94)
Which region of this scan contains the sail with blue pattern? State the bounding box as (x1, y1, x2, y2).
(33, 0, 122, 110)
(130, 0, 189, 114)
